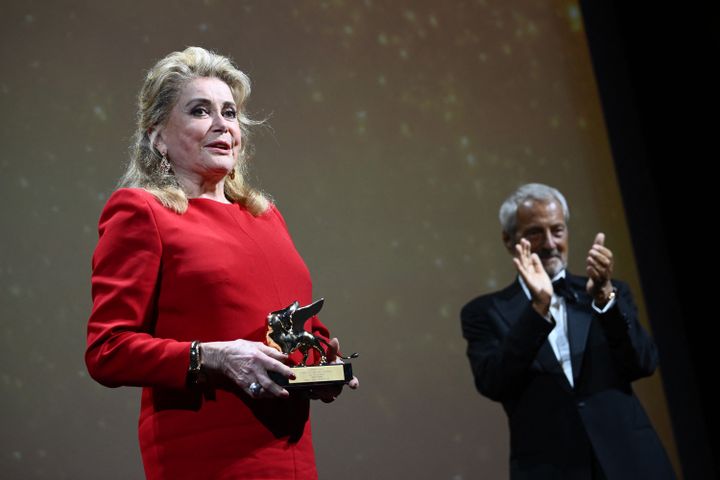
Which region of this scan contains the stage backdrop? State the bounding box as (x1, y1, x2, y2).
(0, 1, 679, 478)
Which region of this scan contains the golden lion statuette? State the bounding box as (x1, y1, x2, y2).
(266, 298, 358, 388)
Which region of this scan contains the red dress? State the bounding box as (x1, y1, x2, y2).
(86, 188, 326, 479)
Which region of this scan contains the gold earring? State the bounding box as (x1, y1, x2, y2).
(228, 168, 236, 180)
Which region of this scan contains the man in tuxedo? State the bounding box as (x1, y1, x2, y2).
(461, 183, 674, 479)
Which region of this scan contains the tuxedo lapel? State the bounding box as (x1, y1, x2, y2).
(492, 281, 528, 329)
(536, 340, 571, 391)
(493, 280, 571, 392)
(566, 274, 592, 384)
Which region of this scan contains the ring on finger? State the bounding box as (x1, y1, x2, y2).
(249, 382, 263, 396)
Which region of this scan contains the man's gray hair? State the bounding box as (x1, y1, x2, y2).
(499, 183, 570, 236)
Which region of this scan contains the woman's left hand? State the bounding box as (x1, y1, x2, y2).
(308, 337, 359, 403)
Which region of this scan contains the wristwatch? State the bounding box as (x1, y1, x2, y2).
(607, 287, 617, 302)
(596, 286, 617, 307)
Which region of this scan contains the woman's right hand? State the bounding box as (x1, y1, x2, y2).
(200, 340, 296, 398)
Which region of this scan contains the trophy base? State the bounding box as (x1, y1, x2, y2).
(270, 363, 353, 389)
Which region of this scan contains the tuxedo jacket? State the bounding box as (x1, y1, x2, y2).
(461, 273, 675, 479)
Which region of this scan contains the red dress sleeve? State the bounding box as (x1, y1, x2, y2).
(85, 189, 190, 389)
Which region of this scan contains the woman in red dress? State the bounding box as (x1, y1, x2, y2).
(86, 46, 357, 480)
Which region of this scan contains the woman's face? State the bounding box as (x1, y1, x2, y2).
(157, 77, 241, 182)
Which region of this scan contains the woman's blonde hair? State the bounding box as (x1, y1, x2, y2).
(119, 46, 268, 215)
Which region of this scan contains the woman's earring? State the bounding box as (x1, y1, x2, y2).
(160, 153, 171, 176)
(228, 141, 237, 180)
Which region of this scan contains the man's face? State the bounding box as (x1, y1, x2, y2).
(504, 199, 569, 277)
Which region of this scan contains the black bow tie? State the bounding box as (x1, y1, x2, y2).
(552, 277, 578, 304)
